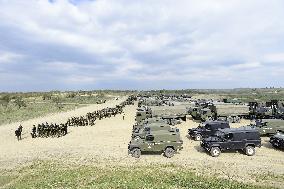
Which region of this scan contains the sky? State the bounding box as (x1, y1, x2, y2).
(0, 0, 284, 91)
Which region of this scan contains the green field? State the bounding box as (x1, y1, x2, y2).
(0, 91, 117, 125)
(0, 161, 274, 189)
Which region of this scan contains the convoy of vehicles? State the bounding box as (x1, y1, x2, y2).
(129, 96, 283, 159)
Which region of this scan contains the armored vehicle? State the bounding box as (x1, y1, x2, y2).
(253, 119, 284, 136)
(188, 121, 230, 141)
(132, 122, 174, 139)
(270, 133, 284, 149)
(133, 117, 168, 132)
(201, 126, 261, 157)
(128, 130, 183, 158)
(135, 107, 151, 122)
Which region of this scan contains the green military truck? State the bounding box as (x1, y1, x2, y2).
(253, 119, 284, 136)
(199, 104, 250, 123)
(128, 130, 183, 158)
(135, 105, 189, 123)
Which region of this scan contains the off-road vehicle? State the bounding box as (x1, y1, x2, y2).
(270, 132, 284, 149)
(252, 119, 284, 136)
(201, 126, 261, 157)
(188, 121, 230, 141)
(128, 130, 183, 158)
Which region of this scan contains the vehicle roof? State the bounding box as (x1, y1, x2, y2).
(219, 126, 257, 133)
(204, 120, 229, 125)
(262, 119, 284, 122)
(274, 132, 284, 139)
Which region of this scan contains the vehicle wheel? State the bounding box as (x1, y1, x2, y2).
(164, 147, 175, 158)
(195, 134, 202, 141)
(272, 143, 279, 148)
(207, 117, 213, 121)
(131, 148, 141, 158)
(234, 116, 240, 123)
(210, 147, 221, 157)
(227, 116, 234, 123)
(245, 146, 255, 156)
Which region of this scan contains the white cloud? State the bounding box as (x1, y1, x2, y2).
(0, 51, 23, 64)
(0, 0, 284, 90)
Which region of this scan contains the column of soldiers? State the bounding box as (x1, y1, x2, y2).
(67, 96, 136, 127)
(66, 105, 124, 126)
(31, 122, 68, 138)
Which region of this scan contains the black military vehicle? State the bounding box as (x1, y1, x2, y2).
(270, 133, 284, 149)
(188, 121, 230, 141)
(201, 126, 261, 157)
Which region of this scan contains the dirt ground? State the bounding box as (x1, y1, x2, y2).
(0, 99, 283, 188)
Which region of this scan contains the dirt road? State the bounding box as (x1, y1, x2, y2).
(0, 101, 283, 188)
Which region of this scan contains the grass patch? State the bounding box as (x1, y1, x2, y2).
(0, 161, 275, 189)
(0, 103, 80, 125)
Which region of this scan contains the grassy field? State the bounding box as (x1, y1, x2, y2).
(0, 161, 275, 189)
(0, 102, 80, 125)
(0, 91, 117, 125)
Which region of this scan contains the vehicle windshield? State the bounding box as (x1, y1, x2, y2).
(144, 127, 150, 132)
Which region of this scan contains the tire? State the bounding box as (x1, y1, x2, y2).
(210, 147, 221, 157)
(272, 143, 279, 148)
(227, 116, 234, 123)
(164, 147, 175, 158)
(207, 117, 213, 121)
(234, 116, 240, 123)
(195, 134, 202, 141)
(131, 148, 141, 158)
(245, 146, 255, 156)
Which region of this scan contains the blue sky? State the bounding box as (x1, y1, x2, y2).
(0, 0, 284, 91)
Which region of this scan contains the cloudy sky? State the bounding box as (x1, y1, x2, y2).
(0, 0, 284, 91)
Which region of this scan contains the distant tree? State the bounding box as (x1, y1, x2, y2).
(42, 94, 52, 100)
(0, 95, 11, 108)
(52, 96, 63, 109)
(14, 96, 26, 109)
(67, 92, 76, 98)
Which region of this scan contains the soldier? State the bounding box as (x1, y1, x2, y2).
(31, 125, 37, 138)
(15, 125, 22, 141)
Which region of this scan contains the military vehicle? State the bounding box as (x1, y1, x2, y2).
(249, 100, 284, 119)
(150, 105, 188, 121)
(252, 119, 284, 136)
(199, 104, 250, 123)
(201, 126, 261, 157)
(128, 130, 183, 158)
(188, 121, 230, 141)
(270, 132, 284, 149)
(135, 107, 152, 122)
(132, 122, 175, 139)
(135, 105, 189, 123)
(190, 107, 202, 119)
(133, 117, 168, 132)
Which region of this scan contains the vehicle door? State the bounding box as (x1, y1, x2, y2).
(204, 124, 211, 137)
(144, 135, 156, 151)
(223, 133, 234, 150)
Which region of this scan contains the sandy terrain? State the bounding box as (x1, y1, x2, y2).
(0, 100, 283, 188)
